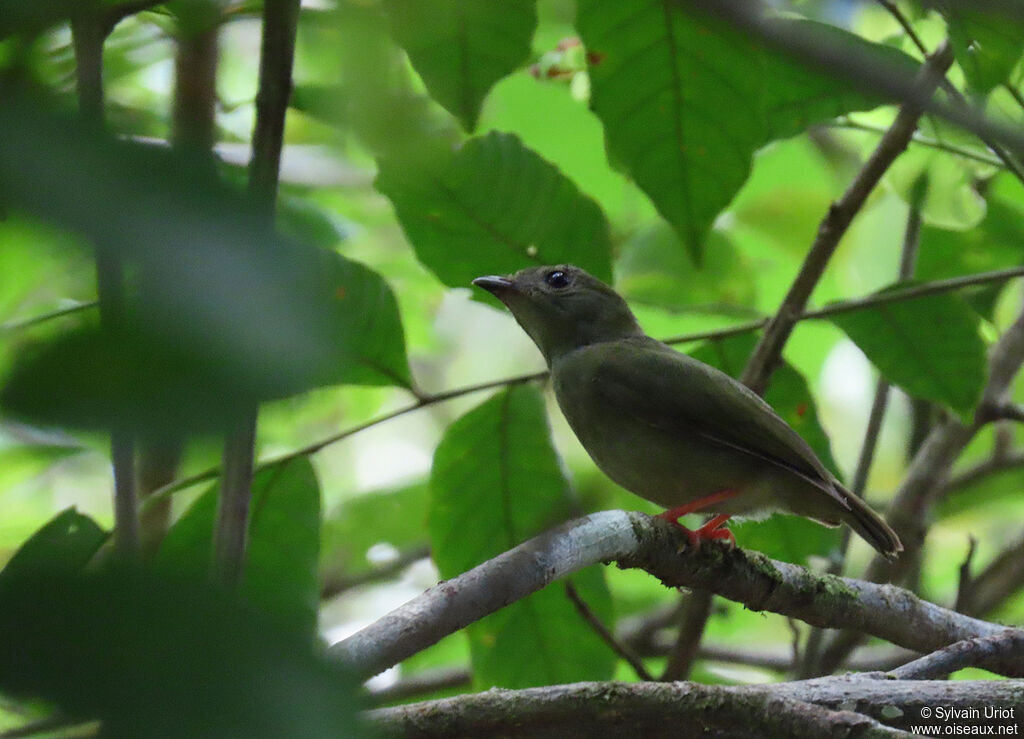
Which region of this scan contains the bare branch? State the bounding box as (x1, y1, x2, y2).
(958, 531, 1024, 618)
(329, 511, 1022, 680)
(366, 677, 1023, 738)
(564, 582, 653, 681)
(660, 590, 712, 681)
(740, 41, 953, 393)
(890, 630, 1024, 680)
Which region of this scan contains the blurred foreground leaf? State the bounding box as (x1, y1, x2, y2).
(156, 458, 321, 635)
(829, 286, 986, 421)
(0, 508, 105, 594)
(0, 568, 363, 737)
(386, 0, 537, 131)
(576, 1, 917, 262)
(429, 385, 615, 688)
(0, 97, 411, 433)
(377, 131, 613, 292)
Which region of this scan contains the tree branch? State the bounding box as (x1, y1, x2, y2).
(366, 677, 1023, 738)
(957, 531, 1024, 618)
(329, 511, 1023, 681)
(889, 630, 1024, 680)
(71, 6, 140, 561)
(740, 41, 953, 394)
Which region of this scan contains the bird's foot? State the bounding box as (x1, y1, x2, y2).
(664, 513, 735, 552)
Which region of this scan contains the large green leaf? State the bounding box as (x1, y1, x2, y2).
(429, 385, 615, 688)
(0, 569, 362, 737)
(386, 0, 537, 131)
(0, 508, 106, 593)
(829, 286, 987, 420)
(376, 131, 613, 291)
(916, 177, 1024, 318)
(576, 1, 917, 261)
(945, 5, 1024, 95)
(156, 458, 322, 635)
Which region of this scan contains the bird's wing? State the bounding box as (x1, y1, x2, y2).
(590, 338, 848, 505)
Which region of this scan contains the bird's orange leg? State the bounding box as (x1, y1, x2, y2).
(656, 490, 739, 550)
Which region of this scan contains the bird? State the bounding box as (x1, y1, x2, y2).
(472, 264, 902, 559)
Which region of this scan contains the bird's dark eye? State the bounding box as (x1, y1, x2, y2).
(545, 270, 571, 289)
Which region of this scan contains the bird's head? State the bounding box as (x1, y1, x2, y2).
(472, 265, 642, 363)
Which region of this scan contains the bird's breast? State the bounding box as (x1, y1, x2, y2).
(551, 346, 799, 514)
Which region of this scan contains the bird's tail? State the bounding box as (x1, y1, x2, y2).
(839, 488, 903, 560)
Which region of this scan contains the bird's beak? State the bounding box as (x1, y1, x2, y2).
(471, 275, 517, 297)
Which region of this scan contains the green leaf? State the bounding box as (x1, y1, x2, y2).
(0, 569, 362, 737)
(945, 6, 1024, 95)
(156, 458, 322, 636)
(729, 515, 840, 565)
(576, 2, 917, 261)
(429, 385, 615, 688)
(917, 179, 1024, 318)
(829, 286, 987, 420)
(0, 509, 106, 593)
(615, 225, 757, 314)
(386, 0, 537, 131)
(320, 481, 429, 588)
(376, 131, 613, 291)
(688, 333, 840, 477)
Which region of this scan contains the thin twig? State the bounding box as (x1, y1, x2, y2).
(875, 0, 928, 56)
(889, 630, 1024, 679)
(0, 301, 99, 333)
(660, 590, 712, 681)
(739, 41, 953, 394)
(565, 582, 653, 681)
(321, 544, 431, 600)
(954, 536, 978, 613)
(941, 451, 1024, 499)
(872, 0, 1024, 187)
(956, 531, 1024, 618)
(829, 119, 1005, 167)
(145, 265, 1024, 506)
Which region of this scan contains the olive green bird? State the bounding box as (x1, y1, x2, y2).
(473, 265, 902, 559)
